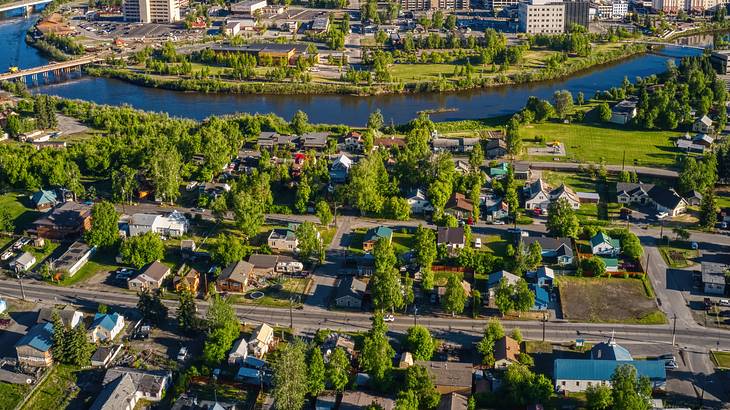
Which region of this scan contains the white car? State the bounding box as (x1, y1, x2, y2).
(383, 314, 395, 322)
(474, 238, 482, 249)
(656, 212, 669, 220)
(177, 346, 188, 361)
(719, 299, 730, 307)
(493, 220, 505, 225)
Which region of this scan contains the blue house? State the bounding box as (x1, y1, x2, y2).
(529, 284, 549, 311)
(15, 322, 54, 367)
(527, 266, 555, 287)
(554, 359, 666, 393)
(362, 226, 393, 252)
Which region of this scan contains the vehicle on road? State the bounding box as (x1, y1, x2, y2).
(177, 346, 188, 361)
(691, 242, 699, 250)
(656, 212, 669, 220)
(664, 360, 678, 369)
(383, 314, 395, 322)
(474, 238, 482, 249)
(493, 220, 505, 225)
(719, 299, 730, 307)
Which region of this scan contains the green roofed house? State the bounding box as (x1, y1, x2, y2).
(601, 258, 619, 272)
(489, 162, 510, 178)
(362, 226, 393, 252)
(554, 359, 666, 393)
(590, 232, 620, 258)
(30, 189, 59, 211)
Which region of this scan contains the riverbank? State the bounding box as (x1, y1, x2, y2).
(84, 43, 649, 97)
(665, 21, 730, 42)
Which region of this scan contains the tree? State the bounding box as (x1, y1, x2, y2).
(307, 346, 326, 397)
(476, 319, 504, 366)
(385, 196, 411, 220)
(406, 325, 436, 360)
(203, 295, 240, 365)
(511, 328, 523, 344)
(367, 109, 384, 130)
(494, 277, 515, 315)
(553, 90, 574, 119)
(371, 238, 403, 312)
(512, 278, 535, 312)
(468, 142, 484, 171)
(120, 231, 165, 269)
(137, 289, 168, 326)
(582, 256, 607, 277)
(360, 313, 395, 384)
(546, 198, 580, 238)
(272, 339, 308, 410)
(149, 144, 182, 204)
(210, 195, 228, 224)
(177, 289, 198, 333)
(598, 102, 612, 122)
(610, 364, 652, 410)
(51, 310, 68, 362)
(327, 347, 350, 392)
(700, 187, 718, 229)
(296, 221, 322, 261)
(0, 207, 14, 234)
(233, 189, 265, 239)
(445, 14, 457, 30)
(85, 201, 119, 248)
(672, 227, 690, 242)
(65, 323, 93, 366)
(316, 200, 333, 226)
(414, 226, 437, 289)
(210, 233, 247, 266)
(500, 363, 553, 406)
(405, 365, 440, 409)
(526, 241, 542, 271)
(577, 91, 585, 106)
(395, 390, 419, 410)
(403, 273, 415, 310)
(291, 110, 310, 135)
(442, 274, 467, 316)
(586, 384, 613, 410)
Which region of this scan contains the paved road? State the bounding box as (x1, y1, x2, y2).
(513, 161, 679, 178)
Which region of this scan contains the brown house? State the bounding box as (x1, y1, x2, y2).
(128, 261, 171, 290)
(32, 202, 92, 240)
(415, 361, 473, 395)
(15, 322, 54, 367)
(444, 193, 474, 221)
(493, 336, 521, 368)
(217, 261, 254, 292)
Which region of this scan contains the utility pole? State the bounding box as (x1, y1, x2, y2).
(413, 306, 418, 327)
(289, 297, 294, 330)
(622, 150, 626, 172)
(542, 312, 547, 342)
(16, 272, 26, 301)
(672, 314, 677, 346)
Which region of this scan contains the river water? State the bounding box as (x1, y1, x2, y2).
(0, 17, 703, 125)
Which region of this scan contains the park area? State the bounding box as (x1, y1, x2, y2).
(558, 276, 665, 324)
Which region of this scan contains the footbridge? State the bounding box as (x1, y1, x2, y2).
(0, 56, 101, 82)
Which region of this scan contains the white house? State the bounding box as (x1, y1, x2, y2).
(127, 261, 171, 290)
(91, 367, 171, 409)
(524, 179, 580, 211)
(128, 211, 188, 238)
(610, 100, 637, 125)
(248, 323, 274, 358)
(11, 252, 36, 272)
(590, 232, 620, 257)
(228, 337, 249, 365)
(90, 313, 125, 343)
(692, 115, 713, 134)
(267, 227, 299, 252)
(554, 359, 666, 393)
(329, 154, 353, 183)
(406, 189, 434, 214)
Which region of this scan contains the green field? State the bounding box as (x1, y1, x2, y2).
(711, 351, 730, 368)
(230, 277, 311, 308)
(0, 382, 30, 409)
(390, 63, 494, 82)
(0, 192, 41, 233)
(22, 365, 80, 410)
(521, 122, 679, 168)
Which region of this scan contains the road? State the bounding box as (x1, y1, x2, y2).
(514, 161, 679, 179)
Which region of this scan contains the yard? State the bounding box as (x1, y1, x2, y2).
(711, 351, 730, 369)
(0, 382, 30, 409)
(0, 192, 41, 233)
(658, 242, 699, 269)
(230, 277, 312, 308)
(54, 248, 118, 286)
(558, 276, 666, 324)
(520, 122, 679, 168)
(21, 365, 82, 410)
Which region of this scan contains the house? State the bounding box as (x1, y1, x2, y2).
(31, 202, 92, 240)
(513, 163, 531, 180)
(687, 190, 703, 206)
(591, 334, 633, 361)
(374, 137, 406, 150)
(330, 154, 353, 183)
(554, 359, 666, 393)
(362, 226, 393, 252)
(485, 199, 509, 222)
(530, 284, 549, 310)
(267, 227, 299, 252)
(344, 131, 363, 152)
(415, 361, 473, 395)
(437, 393, 468, 410)
(577, 192, 600, 204)
(487, 270, 521, 300)
(128, 211, 188, 238)
(454, 160, 470, 175)
(217, 261, 254, 292)
(127, 261, 171, 290)
(300, 132, 329, 150)
(230, 0, 267, 16)
(91, 367, 171, 409)
(180, 239, 196, 258)
(311, 16, 330, 32)
(199, 182, 232, 199)
(228, 337, 249, 365)
(437, 227, 466, 251)
(399, 352, 414, 368)
(406, 189, 434, 214)
(616, 182, 654, 205)
(677, 132, 715, 153)
(54, 241, 95, 277)
(11, 252, 35, 272)
(528, 266, 555, 287)
(493, 336, 520, 368)
(432, 138, 460, 152)
(601, 257, 619, 272)
(701, 262, 727, 295)
(37, 307, 83, 328)
(30, 189, 60, 210)
(610, 99, 638, 125)
(341, 392, 395, 410)
(335, 276, 367, 309)
(90, 313, 125, 343)
(489, 162, 510, 178)
(485, 139, 507, 158)
(444, 193, 474, 220)
(248, 323, 274, 358)
(257, 131, 297, 150)
(521, 237, 574, 266)
(91, 345, 123, 367)
(173, 265, 200, 293)
(590, 232, 620, 257)
(692, 115, 713, 134)
(15, 322, 54, 367)
(249, 253, 299, 276)
(650, 186, 688, 217)
(235, 367, 263, 385)
(524, 180, 580, 211)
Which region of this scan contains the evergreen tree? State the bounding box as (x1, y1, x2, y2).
(307, 346, 326, 397)
(65, 323, 93, 366)
(700, 187, 718, 228)
(360, 313, 395, 385)
(177, 289, 198, 333)
(326, 347, 350, 392)
(137, 289, 169, 326)
(51, 310, 68, 363)
(272, 339, 308, 410)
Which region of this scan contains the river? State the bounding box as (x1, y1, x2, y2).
(0, 17, 703, 125)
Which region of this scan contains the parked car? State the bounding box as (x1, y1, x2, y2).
(664, 360, 678, 369)
(719, 299, 730, 307)
(474, 238, 482, 249)
(177, 346, 188, 362)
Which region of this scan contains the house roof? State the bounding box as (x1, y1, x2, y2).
(129, 213, 158, 227)
(336, 276, 366, 301)
(332, 154, 353, 169)
(554, 359, 665, 382)
(15, 322, 53, 352)
(648, 186, 686, 211)
(90, 373, 137, 410)
(485, 138, 507, 151)
(487, 270, 520, 288)
(551, 184, 580, 204)
(249, 253, 295, 269)
(437, 227, 465, 246)
(494, 336, 520, 363)
(612, 99, 637, 113)
(530, 284, 549, 308)
(102, 367, 170, 397)
(445, 193, 474, 212)
(406, 188, 427, 201)
(341, 392, 395, 410)
(437, 393, 468, 410)
(229, 337, 248, 357)
(92, 313, 122, 332)
(14, 252, 35, 267)
(414, 361, 473, 388)
(535, 266, 555, 280)
(697, 115, 713, 126)
(590, 232, 615, 249)
(616, 182, 654, 198)
(701, 262, 728, 285)
(269, 227, 297, 242)
(55, 241, 94, 272)
(522, 237, 573, 257)
(252, 323, 274, 345)
(139, 261, 170, 282)
(31, 189, 58, 207)
(219, 261, 254, 284)
(601, 258, 619, 268)
(591, 335, 633, 361)
(37, 307, 79, 326)
(364, 226, 393, 243)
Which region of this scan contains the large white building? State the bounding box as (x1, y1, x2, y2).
(123, 0, 181, 23)
(518, 0, 566, 34)
(398, 0, 467, 10)
(652, 0, 727, 12)
(484, 0, 520, 11)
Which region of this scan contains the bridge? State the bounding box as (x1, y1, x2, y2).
(0, 56, 101, 82)
(626, 40, 709, 51)
(0, 0, 52, 13)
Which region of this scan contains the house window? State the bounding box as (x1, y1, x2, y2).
(576, 381, 580, 386)
(561, 381, 566, 386)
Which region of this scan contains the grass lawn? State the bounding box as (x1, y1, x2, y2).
(392, 231, 415, 254)
(433, 270, 464, 287)
(54, 248, 118, 286)
(524, 340, 553, 354)
(0, 382, 30, 409)
(658, 242, 699, 268)
(24, 241, 60, 269)
(0, 192, 42, 233)
(319, 227, 337, 248)
(478, 234, 509, 257)
(558, 276, 666, 324)
(230, 277, 312, 308)
(711, 351, 730, 369)
(22, 365, 80, 410)
(520, 122, 679, 168)
(540, 171, 598, 193)
(390, 63, 493, 82)
(346, 230, 365, 254)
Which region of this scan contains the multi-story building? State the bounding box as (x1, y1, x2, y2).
(484, 0, 520, 11)
(563, 0, 590, 29)
(611, 0, 629, 18)
(123, 0, 181, 23)
(652, 0, 726, 12)
(518, 0, 565, 34)
(398, 0, 467, 11)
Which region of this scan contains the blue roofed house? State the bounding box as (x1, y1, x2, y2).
(529, 284, 549, 311)
(15, 322, 54, 367)
(362, 226, 393, 252)
(590, 232, 620, 257)
(329, 154, 353, 183)
(554, 359, 666, 393)
(591, 334, 633, 361)
(31, 189, 59, 211)
(528, 266, 555, 287)
(90, 313, 125, 343)
(236, 367, 263, 385)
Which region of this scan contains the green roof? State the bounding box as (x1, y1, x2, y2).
(364, 226, 393, 243)
(554, 359, 665, 382)
(590, 232, 612, 248)
(601, 257, 619, 268)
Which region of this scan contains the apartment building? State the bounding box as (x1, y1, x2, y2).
(652, 0, 727, 12)
(563, 0, 589, 29)
(518, 0, 566, 34)
(398, 0, 467, 11)
(485, 0, 520, 11)
(123, 0, 181, 23)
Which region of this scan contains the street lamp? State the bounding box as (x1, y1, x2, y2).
(413, 306, 418, 327)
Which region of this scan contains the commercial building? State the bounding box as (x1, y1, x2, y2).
(54, 241, 95, 277)
(563, 0, 590, 30)
(554, 359, 666, 393)
(398, 0, 467, 10)
(210, 43, 318, 65)
(711, 50, 730, 74)
(652, 0, 726, 12)
(485, 0, 521, 11)
(518, 0, 566, 34)
(230, 0, 267, 16)
(123, 0, 181, 23)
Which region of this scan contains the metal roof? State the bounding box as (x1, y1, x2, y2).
(554, 359, 666, 382)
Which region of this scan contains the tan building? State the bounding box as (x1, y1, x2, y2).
(518, 0, 565, 34)
(123, 0, 181, 23)
(128, 261, 171, 290)
(15, 323, 54, 367)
